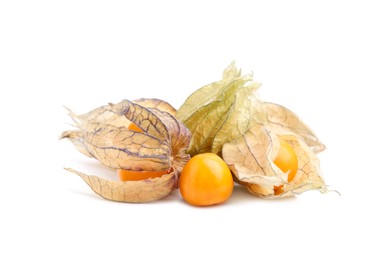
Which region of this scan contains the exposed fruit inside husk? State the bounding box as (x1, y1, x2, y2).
(61, 98, 191, 203)
(177, 62, 327, 198)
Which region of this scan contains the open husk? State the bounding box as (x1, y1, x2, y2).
(65, 168, 177, 203)
(177, 62, 327, 198)
(61, 99, 191, 203)
(222, 123, 327, 198)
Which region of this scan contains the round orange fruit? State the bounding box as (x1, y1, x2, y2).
(180, 153, 234, 206)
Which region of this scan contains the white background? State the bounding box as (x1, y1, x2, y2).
(1, 1, 391, 259)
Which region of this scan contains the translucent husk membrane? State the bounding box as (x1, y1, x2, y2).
(176, 62, 327, 198)
(61, 98, 191, 202)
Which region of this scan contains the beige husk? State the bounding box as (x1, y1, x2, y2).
(61, 99, 190, 203)
(177, 62, 327, 198)
(64, 168, 178, 203)
(222, 125, 327, 198)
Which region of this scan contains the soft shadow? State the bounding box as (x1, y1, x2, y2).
(225, 184, 297, 205)
(148, 189, 182, 205)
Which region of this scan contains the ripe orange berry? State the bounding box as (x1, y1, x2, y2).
(117, 168, 171, 181)
(180, 153, 234, 206)
(273, 138, 298, 195)
(128, 123, 143, 132)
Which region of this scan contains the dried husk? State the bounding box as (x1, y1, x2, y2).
(177, 62, 327, 198)
(176, 62, 266, 156)
(222, 124, 327, 198)
(264, 102, 325, 153)
(65, 168, 177, 203)
(61, 99, 191, 203)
